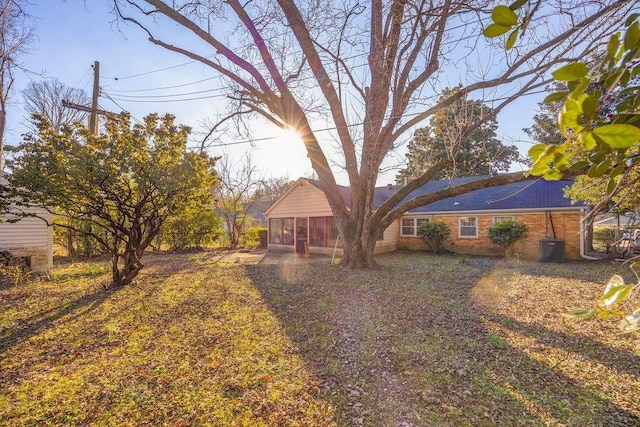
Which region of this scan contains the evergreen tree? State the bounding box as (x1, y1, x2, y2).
(397, 87, 519, 183)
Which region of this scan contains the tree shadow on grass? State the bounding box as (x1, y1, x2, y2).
(245, 256, 640, 426)
(0, 252, 225, 352)
(0, 285, 115, 355)
(487, 314, 640, 376)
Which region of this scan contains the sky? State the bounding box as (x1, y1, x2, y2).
(7, 1, 542, 186)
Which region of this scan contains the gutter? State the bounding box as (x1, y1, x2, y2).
(580, 207, 598, 260)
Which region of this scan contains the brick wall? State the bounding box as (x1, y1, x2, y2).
(398, 211, 583, 261)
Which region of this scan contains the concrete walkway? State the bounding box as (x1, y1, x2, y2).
(258, 250, 334, 265)
(208, 249, 333, 265)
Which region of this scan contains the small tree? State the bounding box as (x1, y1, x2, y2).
(488, 220, 528, 254)
(163, 197, 222, 251)
(23, 79, 90, 134)
(417, 221, 450, 254)
(5, 113, 217, 287)
(0, 0, 34, 169)
(214, 153, 263, 248)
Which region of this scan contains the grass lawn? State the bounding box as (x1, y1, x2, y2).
(1, 251, 639, 426)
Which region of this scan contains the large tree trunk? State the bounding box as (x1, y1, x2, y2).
(336, 202, 379, 269)
(111, 250, 144, 287)
(341, 231, 378, 269)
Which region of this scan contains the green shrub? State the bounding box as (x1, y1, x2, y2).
(242, 226, 268, 249)
(163, 208, 222, 250)
(593, 227, 618, 253)
(488, 220, 528, 251)
(417, 220, 451, 253)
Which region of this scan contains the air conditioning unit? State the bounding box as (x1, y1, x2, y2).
(539, 239, 565, 262)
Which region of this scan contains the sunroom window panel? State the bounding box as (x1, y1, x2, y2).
(309, 217, 325, 247)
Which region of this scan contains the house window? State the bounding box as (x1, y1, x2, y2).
(493, 215, 515, 224)
(459, 217, 477, 238)
(416, 218, 430, 233)
(401, 218, 415, 236)
(269, 217, 294, 245)
(401, 217, 430, 237)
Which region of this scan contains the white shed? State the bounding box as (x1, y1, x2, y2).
(0, 174, 53, 273)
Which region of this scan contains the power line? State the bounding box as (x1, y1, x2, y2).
(196, 89, 547, 149)
(103, 91, 228, 103)
(102, 76, 219, 93)
(103, 56, 211, 80)
(102, 86, 223, 99)
(104, 10, 489, 83)
(74, 66, 93, 91)
(100, 92, 144, 125)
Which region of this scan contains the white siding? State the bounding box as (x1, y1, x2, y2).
(268, 181, 333, 217)
(374, 219, 399, 254)
(0, 208, 53, 273)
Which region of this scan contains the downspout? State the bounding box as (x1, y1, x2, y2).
(548, 211, 557, 239)
(580, 207, 598, 260)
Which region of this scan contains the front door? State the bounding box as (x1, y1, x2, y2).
(295, 217, 308, 253)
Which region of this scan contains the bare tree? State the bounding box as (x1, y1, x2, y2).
(22, 78, 90, 133)
(0, 0, 33, 169)
(252, 175, 293, 206)
(214, 152, 263, 248)
(113, 0, 633, 268)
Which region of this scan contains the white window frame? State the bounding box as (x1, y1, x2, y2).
(401, 218, 415, 236)
(400, 217, 431, 237)
(458, 216, 478, 238)
(493, 215, 515, 225)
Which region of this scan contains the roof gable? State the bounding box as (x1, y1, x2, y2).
(264, 177, 340, 216)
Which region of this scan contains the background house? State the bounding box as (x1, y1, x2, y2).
(265, 177, 590, 261)
(0, 174, 53, 273)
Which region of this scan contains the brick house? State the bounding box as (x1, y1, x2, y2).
(265, 176, 590, 261)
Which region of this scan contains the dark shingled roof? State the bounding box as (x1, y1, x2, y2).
(374, 176, 586, 212)
(298, 176, 584, 213)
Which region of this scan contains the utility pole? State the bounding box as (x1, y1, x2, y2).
(62, 61, 121, 135)
(90, 61, 100, 135)
(61, 61, 122, 258)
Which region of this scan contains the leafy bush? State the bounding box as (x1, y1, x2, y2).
(242, 226, 268, 249)
(417, 220, 450, 253)
(488, 220, 528, 250)
(163, 207, 222, 251)
(593, 227, 619, 253)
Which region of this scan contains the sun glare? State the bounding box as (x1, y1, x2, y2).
(280, 127, 303, 144)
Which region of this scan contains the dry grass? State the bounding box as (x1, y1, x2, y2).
(1, 251, 639, 426)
